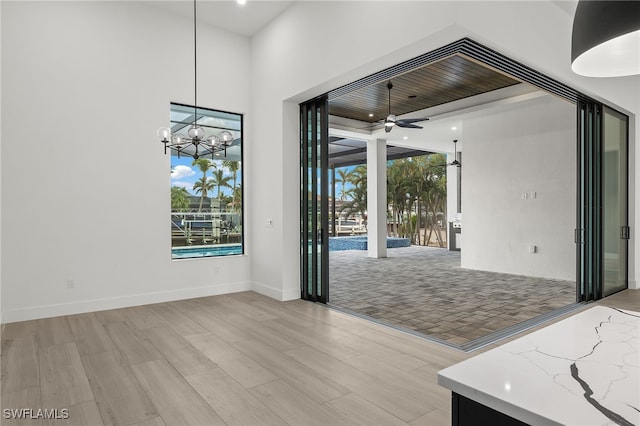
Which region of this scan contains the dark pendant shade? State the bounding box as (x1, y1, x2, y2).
(571, 0, 640, 77)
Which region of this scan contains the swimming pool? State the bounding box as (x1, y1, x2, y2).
(329, 236, 411, 251)
(172, 244, 243, 259)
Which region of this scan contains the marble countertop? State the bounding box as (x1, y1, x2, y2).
(438, 306, 639, 426)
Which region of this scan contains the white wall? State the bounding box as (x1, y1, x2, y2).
(461, 94, 576, 280)
(1, 1, 252, 322)
(250, 0, 639, 298)
(2, 1, 637, 323)
(250, 1, 461, 299)
(0, 1, 3, 327)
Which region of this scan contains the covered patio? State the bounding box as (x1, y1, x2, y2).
(329, 245, 577, 351)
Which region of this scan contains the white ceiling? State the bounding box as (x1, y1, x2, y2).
(148, 0, 295, 37)
(149, 0, 576, 159)
(149, 1, 577, 39)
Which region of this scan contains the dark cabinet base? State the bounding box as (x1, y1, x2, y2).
(452, 393, 529, 426)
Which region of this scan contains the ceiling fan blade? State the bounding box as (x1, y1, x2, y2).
(384, 82, 427, 132)
(397, 117, 429, 124)
(396, 122, 423, 129)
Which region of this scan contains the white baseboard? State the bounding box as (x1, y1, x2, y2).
(2, 281, 251, 324)
(628, 280, 639, 290)
(282, 286, 301, 301)
(250, 281, 300, 301)
(250, 280, 284, 300)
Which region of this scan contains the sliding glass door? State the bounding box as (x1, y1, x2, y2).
(602, 107, 629, 296)
(298, 39, 629, 306)
(300, 97, 329, 303)
(577, 101, 629, 301)
(577, 100, 601, 301)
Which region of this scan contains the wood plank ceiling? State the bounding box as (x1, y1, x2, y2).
(328, 54, 522, 123)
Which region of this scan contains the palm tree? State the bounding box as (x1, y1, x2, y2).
(192, 177, 214, 211)
(387, 159, 417, 239)
(340, 165, 367, 220)
(223, 160, 240, 212)
(342, 185, 367, 220)
(231, 184, 242, 211)
(420, 153, 447, 247)
(335, 167, 354, 201)
(192, 158, 214, 177)
(192, 158, 215, 211)
(211, 169, 232, 200)
(170, 186, 190, 211)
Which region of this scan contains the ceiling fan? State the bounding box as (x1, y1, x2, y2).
(433, 139, 461, 168)
(384, 81, 429, 133)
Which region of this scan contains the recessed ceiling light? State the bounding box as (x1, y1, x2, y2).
(451, 126, 457, 130)
(403, 136, 408, 140)
(237, 0, 247, 5)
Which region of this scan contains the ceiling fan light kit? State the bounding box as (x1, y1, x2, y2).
(384, 81, 429, 133)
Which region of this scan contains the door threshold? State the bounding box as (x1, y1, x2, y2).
(328, 302, 587, 352)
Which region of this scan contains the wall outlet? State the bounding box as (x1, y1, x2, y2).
(66, 279, 75, 289)
(528, 245, 537, 253)
(266, 218, 273, 227)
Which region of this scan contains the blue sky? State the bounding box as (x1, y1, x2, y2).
(170, 155, 241, 197)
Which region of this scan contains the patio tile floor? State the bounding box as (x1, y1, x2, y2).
(329, 245, 576, 349)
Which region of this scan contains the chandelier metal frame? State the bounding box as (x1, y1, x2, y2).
(157, 0, 235, 160)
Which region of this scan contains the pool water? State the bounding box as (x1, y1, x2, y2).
(172, 244, 243, 259)
(329, 236, 411, 251)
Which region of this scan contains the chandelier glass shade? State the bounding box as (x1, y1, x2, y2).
(157, 124, 235, 159)
(157, 0, 236, 159)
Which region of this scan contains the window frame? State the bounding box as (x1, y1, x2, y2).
(169, 102, 244, 260)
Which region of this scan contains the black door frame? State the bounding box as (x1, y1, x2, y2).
(300, 97, 329, 303)
(300, 38, 629, 303)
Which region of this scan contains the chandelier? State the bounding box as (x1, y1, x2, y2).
(157, 0, 234, 159)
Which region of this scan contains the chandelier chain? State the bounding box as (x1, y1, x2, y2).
(193, 0, 198, 122)
(157, 0, 236, 160)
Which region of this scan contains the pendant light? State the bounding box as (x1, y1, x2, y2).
(157, 0, 235, 159)
(571, 0, 640, 77)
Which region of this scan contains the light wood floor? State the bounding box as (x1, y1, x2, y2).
(1, 290, 639, 426)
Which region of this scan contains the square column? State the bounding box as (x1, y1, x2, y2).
(367, 139, 387, 258)
(446, 152, 461, 251)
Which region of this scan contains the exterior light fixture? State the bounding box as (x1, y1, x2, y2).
(157, 0, 235, 159)
(571, 0, 640, 77)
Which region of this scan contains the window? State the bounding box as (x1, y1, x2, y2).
(169, 103, 243, 259)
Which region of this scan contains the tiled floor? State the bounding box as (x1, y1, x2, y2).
(329, 246, 576, 349)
